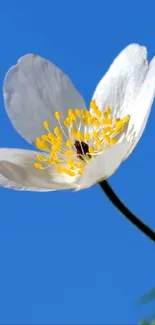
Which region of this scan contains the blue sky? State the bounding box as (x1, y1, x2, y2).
(0, 0, 155, 324)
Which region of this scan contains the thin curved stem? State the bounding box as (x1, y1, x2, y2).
(99, 180, 155, 243)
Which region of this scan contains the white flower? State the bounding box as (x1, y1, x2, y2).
(1, 43, 155, 191)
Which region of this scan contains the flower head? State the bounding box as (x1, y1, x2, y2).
(1, 44, 155, 191)
(34, 103, 130, 177)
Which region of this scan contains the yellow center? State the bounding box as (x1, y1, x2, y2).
(34, 100, 130, 177)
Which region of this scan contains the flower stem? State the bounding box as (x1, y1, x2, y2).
(99, 180, 155, 242)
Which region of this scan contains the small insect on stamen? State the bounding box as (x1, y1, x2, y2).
(74, 141, 91, 160)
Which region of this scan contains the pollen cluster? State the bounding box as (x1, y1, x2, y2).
(34, 100, 130, 177)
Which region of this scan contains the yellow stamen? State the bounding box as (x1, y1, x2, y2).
(123, 115, 130, 123)
(67, 159, 74, 167)
(86, 111, 91, 118)
(69, 128, 77, 137)
(105, 106, 112, 115)
(95, 139, 101, 148)
(87, 117, 93, 125)
(82, 117, 88, 124)
(42, 134, 49, 141)
(51, 138, 57, 146)
(66, 170, 76, 176)
(104, 135, 110, 143)
(78, 169, 84, 175)
(76, 131, 83, 140)
(48, 152, 56, 162)
(68, 109, 76, 121)
(34, 163, 42, 169)
(37, 154, 46, 161)
(92, 131, 98, 138)
(65, 150, 72, 156)
(93, 118, 100, 127)
(110, 138, 118, 144)
(48, 133, 55, 141)
(36, 138, 49, 151)
(94, 108, 102, 118)
(75, 109, 81, 116)
(55, 160, 61, 165)
(64, 117, 72, 127)
(90, 99, 98, 110)
(56, 167, 66, 173)
(55, 111, 61, 120)
(116, 120, 124, 132)
(57, 137, 62, 144)
(75, 162, 84, 169)
(82, 110, 88, 118)
(68, 109, 73, 116)
(44, 121, 50, 130)
(54, 127, 61, 136)
(54, 143, 61, 151)
(102, 119, 112, 126)
(84, 133, 90, 141)
(50, 152, 56, 159)
(89, 147, 95, 154)
(108, 128, 115, 136)
(66, 139, 72, 147)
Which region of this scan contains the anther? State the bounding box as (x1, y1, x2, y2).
(110, 138, 118, 144)
(95, 139, 101, 148)
(43, 121, 50, 130)
(54, 127, 61, 136)
(90, 99, 98, 110)
(37, 154, 46, 161)
(75, 109, 81, 116)
(123, 115, 130, 123)
(105, 107, 112, 115)
(66, 139, 72, 147)
(34, 163, 43, 169)
(42, 134, 49, 141)
(65, 151, 72, 156)
(84, 133, 90, 141)
(88, 147, 94, 154)
(76, 131, 83, 141)
(55, 112, 61, 120)
(116, 120, 124, 132)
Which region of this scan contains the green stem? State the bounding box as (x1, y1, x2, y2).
(99, 180, 155, 243)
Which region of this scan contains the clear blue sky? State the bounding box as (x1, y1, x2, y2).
(0, 0, 155, 324)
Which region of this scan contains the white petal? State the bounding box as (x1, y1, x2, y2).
(76, 140, 128, 190)
(0, 174, 51, 192)
(92, 44, 148, 118)
(124, 56, 155, 159)
(0, 149, 77, 191)
(3, 54, 86, 145)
